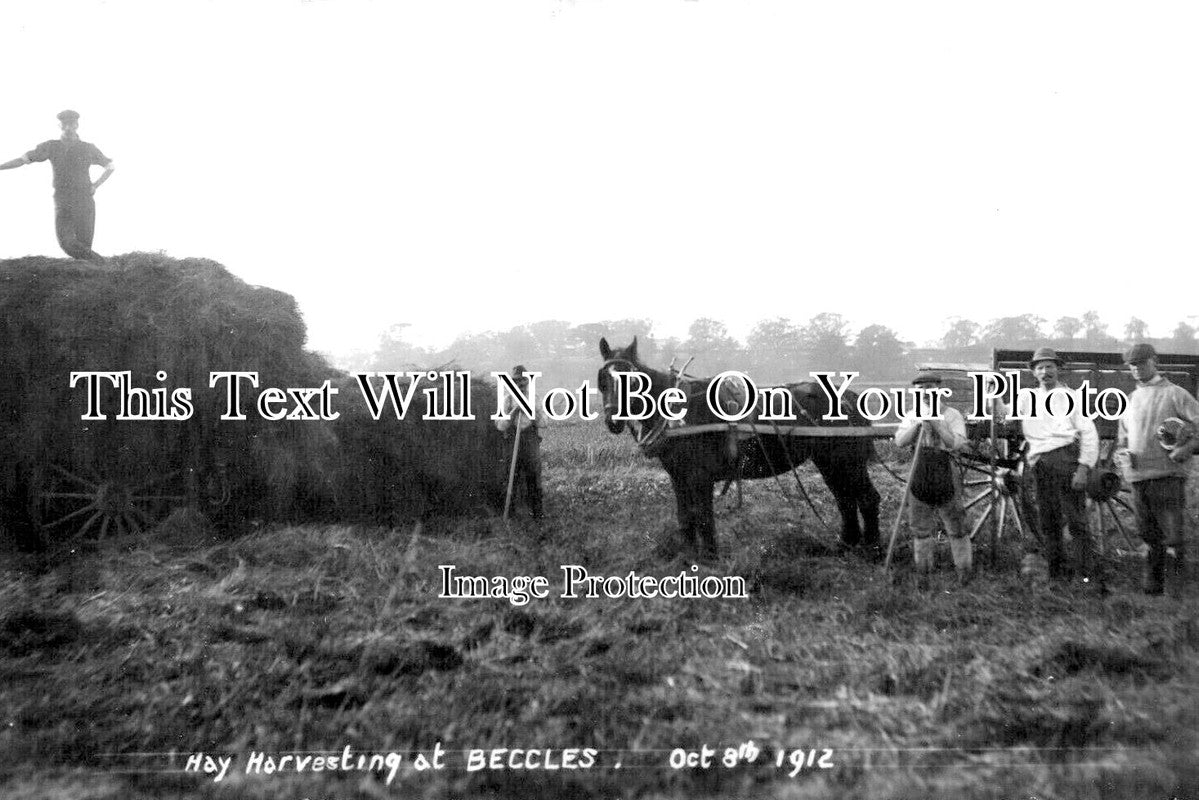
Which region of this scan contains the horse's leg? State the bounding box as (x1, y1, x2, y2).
(814, 456, 861, 547)
(854, 459, 882, 547)
(696, 477, 718, 561)
(667, 468, 697, 554)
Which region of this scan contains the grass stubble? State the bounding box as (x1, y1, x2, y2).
(1, 421, 1197, 800)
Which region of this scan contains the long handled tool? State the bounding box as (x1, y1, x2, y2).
(502, 420, 524, 522)
(883, 426, 924, 573)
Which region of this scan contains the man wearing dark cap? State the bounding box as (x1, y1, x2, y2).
(495, 365, 544, 520)
(0, 110, 115, 264)
(1017, 347, 1099, 585)
(1118, 343, 1199, 595)
(895, 372, 972, 587)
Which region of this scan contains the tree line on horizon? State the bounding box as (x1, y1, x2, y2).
(358, 312, 1199, 388)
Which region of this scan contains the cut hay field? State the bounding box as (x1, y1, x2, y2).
(2, 419, 1198, 800)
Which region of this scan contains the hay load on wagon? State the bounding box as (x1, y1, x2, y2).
(332, 372, 512, 524)
(0, 253, 511, 548)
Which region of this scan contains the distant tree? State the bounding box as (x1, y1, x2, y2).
(684, 318, 742, 371)
(573, 319, 656, 361)
(745, 317, 802, 381)
(851, 324, 907, 379)
(1123, 317, 1149, 344)
(941, 318, 980, 350)
(370, 323, 431, 370)
(981, 314, 1045, 346)
(1171, 321, 1197, 353)
(527, 320, 574, 358)
(1081, 310, 1107, 341)
(747, 317, 802, 360)
(440, 331, 504, 370)
(1053, 316, 1083, 341)
(500, 325, 537, 365)
(657, 337, 684, 365)
(803, 312, 851, 370)
(571, 322, 610, 356)
(607, 318, 656, 361)
(1078, 310, 1118, 349)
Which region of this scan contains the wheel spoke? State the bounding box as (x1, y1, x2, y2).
(50, 464, 97, 490)
(1105, 500, 1137, 549)
(74, 510, 104, 541)
(42, 492, 100, 500)
(1007, 497, 1026, 539)
(996, 493, 1007, 540)
(44, 502, 100, 529)
(964, 490, 994, 510)
(969, 501, 994, 540)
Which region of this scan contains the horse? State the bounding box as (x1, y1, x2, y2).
(597, 337, 881, 560)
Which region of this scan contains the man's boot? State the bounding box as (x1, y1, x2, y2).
(1073, 532, 1097, 591)
(950, 536, 973, 585)
(1044, 531, 1066, 581)
(1144, 543, 1166, 596)
(913, 537, 934, 591)
(1168, 545, 1186, 597)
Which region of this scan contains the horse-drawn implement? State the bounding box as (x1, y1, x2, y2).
(0, 255, 337, 551)
(596, 338, 1199, 568)
(950, 349, 1199, 564)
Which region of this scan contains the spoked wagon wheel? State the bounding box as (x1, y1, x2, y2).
(1087, 467, 1139, 555)
(959, 458, 1031, 544)
(38, 463, 187, 541)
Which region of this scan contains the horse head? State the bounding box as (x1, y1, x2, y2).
(598, 335, 672, 440)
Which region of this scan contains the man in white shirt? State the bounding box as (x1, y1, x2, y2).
(895, 372, 972, 587)
(495, 365, 544, 520)
(1118, 343, 1199, 595)
(1018, 348, 1099, 585)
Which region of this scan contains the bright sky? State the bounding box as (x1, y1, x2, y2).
(3, 1, 1197, 362)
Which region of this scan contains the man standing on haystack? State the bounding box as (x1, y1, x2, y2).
(894, 371, 972, 588)
(495, 365, 545, 520)
(0, 110, 114, 264)
(1018, 347, 1099, 588)
(1118, 343, 1199, 595)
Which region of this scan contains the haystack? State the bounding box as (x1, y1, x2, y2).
(0, 253, 335, 543)
(0, 253, 515, 546)
(331, 373, 512, 524)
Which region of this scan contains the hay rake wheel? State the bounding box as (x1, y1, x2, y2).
(38, 463, 187, 541)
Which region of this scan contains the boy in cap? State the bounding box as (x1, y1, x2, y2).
(1118, 343, 1199, 594)
(495, 365, 544, 520)
(1018, 347, 1099, 585)
(0, 110, 114, 263)
(894, 371, 972, 587)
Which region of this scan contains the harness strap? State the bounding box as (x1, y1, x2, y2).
(663, 423, 898, 439)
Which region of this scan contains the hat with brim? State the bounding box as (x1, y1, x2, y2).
(57, 109, 80, 122)
(912, 371, 942, 386)
(1028, 347, 1064, 369)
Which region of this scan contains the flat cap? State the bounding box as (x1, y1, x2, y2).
(1028, 347, 1064, 368)
(912, 371, 942, 386)
(56, 109, 80, 122)
(1124, 343, 1157, 364)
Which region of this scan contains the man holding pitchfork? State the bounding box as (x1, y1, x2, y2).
(495, 365, 545, 521)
